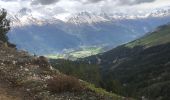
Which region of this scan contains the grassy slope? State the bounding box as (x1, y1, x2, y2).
(82, 81, 128, 100)
(126, 25, 170, 48)
(99, 24, 170, 99)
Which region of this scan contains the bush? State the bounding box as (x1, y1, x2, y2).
(33, 56, 49, 68)
(47, 75, 83, 93)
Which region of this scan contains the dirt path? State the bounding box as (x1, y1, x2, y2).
(0, 82, 22, 100)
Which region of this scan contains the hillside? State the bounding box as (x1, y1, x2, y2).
(78, 24, 170, 100)
(0, 9, 128, 100)
(0, 39, 130, 100)
(126, 24, 170, 48)
(81, 23, 170, 65)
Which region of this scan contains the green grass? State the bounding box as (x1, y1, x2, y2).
(46, 54, 66, 59)
(82, 81, 130, 100)
(69, 47, 102, 58)
(126, 25, 170, 48)
(46, 47, 103, 59)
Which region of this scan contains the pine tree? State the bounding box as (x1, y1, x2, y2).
(0, 9, 10, 43)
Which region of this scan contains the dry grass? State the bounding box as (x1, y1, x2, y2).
(32, 56, 49, 69)
(47, 75, 83, 93)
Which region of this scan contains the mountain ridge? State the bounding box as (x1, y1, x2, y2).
(8, 6, 170, 27)
(78, 23, 170, 100)
(6, 6, 170, 56)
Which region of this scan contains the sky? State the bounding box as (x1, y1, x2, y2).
(0, 0, 170, 19)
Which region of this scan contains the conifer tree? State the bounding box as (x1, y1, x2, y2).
(0, 9, 10, 42)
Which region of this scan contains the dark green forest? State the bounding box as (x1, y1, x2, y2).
(50, 59, 102, 86)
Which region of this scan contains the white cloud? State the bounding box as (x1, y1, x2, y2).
(0, 0, 170, 18)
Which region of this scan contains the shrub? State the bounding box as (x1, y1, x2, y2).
(33, 56, 49, 68)
(47, 75, 83, 93)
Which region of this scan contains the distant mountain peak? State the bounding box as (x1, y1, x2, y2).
(67, 12, 109, 25)
(8, 6, 170, 27)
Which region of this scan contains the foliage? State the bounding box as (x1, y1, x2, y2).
(93, 43, 170, 100)
(79, 24, 170, 100)
(50, 59, 102, 86)
(82, 81, 130, 100)
(0, 9, 10, 43)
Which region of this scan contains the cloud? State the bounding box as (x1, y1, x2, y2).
(31, 0, 103, 5)
(73, 0, 156, 4)
(30, 0, 157, 6)
(80, 0, 103, 3)
(1, 0, 27, 2)
(117, 0, 156, 5)
(87, 0, 103, 3)
(31, 0, 60, 5)
(1, 0, 16, 1)
(0, 0, 170, 19)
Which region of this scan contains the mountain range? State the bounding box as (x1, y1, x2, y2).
(1, 5, 170, 100)
(7, 6, 170, 55)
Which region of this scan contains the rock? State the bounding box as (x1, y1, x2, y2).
(12, 61, 17, 65)
(24, 68, 29, 72)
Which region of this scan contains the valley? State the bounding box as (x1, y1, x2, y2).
(0, 1, 170, 100)
(7, 6, 170, 56)
(76, 23, 170, 100)
(50, 23, 170, 100)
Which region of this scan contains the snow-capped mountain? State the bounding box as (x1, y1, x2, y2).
(149, 7, 170, 17)
(66, 6, 170, 24)
(9, 8, 47, 27)
(66, 12, 109, 24)
(63, 8, 170, 25)
(7, 6, 170, 55)
(8, 6, 170, 27)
